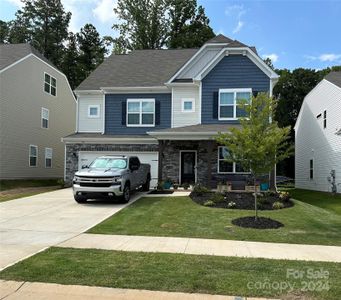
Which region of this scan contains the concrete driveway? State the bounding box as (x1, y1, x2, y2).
(0, 188, 143, 270)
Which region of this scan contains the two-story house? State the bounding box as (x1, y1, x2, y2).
(63, 35, 278, 188)
(295, 72, 341, 193)
(0, 44, 76, 180)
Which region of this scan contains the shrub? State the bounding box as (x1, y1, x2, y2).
(157, 181, 164, 191)
(203, 200, 215, 207)
(273, 201, 284, 210)
(211, 193, 225, 203)
(258, 197, 270, 205)
(193, 184, 211, 194)
(57, 178, 65, 188)
(279, 191, 290, 202)
(182, 182, 190, 190)
(227, 201, 236, 208)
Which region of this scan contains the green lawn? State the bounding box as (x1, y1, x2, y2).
(287, 189, 341, 215)
(88, 196, 341, 246)
(0, 179, 60, 191)
(0, 247, 339, 300)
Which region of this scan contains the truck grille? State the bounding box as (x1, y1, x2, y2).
(77, 177, 114, 188)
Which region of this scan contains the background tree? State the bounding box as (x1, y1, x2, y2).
(0, 21, 10, 43)
(113, 0, 169, 51)
(4, 0, 71, 68)
(168, 0, 214, 48)
(216, 93, 292, 220)
(112, 0, 214, 52)
(61, 33, 80, 89)
(76, 24, 107, 81)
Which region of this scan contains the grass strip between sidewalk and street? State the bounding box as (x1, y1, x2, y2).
(0, 247, 339, 300)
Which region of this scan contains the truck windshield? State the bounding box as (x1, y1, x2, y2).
(89, 158, 127, 169)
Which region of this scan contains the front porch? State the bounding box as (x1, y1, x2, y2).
(148, 124, 274, 189)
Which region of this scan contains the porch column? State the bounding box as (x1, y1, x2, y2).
(206, 140, 213, 188)
(158, 140, 164, 181)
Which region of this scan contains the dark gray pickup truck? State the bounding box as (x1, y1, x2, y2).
(72, 155, 151, 203)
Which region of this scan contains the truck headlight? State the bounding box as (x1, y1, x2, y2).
(73, 176, 80, 184)
(112, 176, 122, 183)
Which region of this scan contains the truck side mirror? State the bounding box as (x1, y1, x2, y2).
(82, 165, 89, 169)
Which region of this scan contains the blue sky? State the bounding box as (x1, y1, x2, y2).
(1, 0, 340, 70)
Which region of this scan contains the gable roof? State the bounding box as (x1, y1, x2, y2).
(0, 43, 56, 71)
(76, 48, 198, 90)
(325, 71, 341, 88)
(205, 34, 234, 44)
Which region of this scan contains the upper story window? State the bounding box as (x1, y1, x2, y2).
(88, 105, 100, 118)
(45, 148, 53, 168)
(323, 110, 327, 129)
(29, 145, 38, 167)
(41, 107, 49, 129)
(217, 146, 249, 174)
(44, 73, 56, 96)
(219, 89, 252, 120)
(182, 98, 195, 113)
(127, 99, 155, 127)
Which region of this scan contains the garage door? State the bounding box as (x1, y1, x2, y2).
(78, 151, 158, 188)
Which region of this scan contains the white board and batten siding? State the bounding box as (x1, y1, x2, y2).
(172, 86, 200, 128)
(78, 151, 158, 188)
(78, 94, 104, 132)
(295, 79, 341, 193)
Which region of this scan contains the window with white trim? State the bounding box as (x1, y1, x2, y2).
(44, 73, 56, 96)
(182, 98, 195, 112)
(41, 107, 49, 128)
(127, 99, 155, 126)
(219, 89, 251, 120)
(45, 148, 52, 168)
(29, 145, 38, 167)
(88, 105, 100, 118)
(218, 146, 249, 174)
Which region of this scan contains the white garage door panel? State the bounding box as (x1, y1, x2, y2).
(78, 151, 158, 188)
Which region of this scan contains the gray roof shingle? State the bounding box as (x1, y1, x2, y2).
(325, 71, 341, 88)
(0, 43, 56, 71)
(76, 48, 198, 90)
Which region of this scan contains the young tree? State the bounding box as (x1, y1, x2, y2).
(216, 93, 293, 220)
(77, 24, 107, 81)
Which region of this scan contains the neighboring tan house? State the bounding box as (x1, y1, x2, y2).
(62, 34, 279, 188)
(295, 72, 341, 193)
(0, 44, 76, 180)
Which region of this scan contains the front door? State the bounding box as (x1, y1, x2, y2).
(180, 151, 196, 184)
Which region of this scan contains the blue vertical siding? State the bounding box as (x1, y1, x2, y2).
(201, 55, 270, 124)
(105, 93, 171, 135)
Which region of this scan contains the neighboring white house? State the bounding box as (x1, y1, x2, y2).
(295, 72, 341, 193)
(0, 44, 76, 179)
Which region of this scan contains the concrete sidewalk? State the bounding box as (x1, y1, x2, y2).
(0, 189, 145, 270)
(59, 233, 341, 262)
(0, 280, 277, 300)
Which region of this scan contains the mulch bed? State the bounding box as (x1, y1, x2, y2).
(232, 216, 284, 229)
(149, 190, 174, 195)
(190, 191, 294, 210)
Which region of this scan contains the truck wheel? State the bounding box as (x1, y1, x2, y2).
(142, 175, 151, 191)
(121, 184, 130, 203)
(74, 195, 87, 203)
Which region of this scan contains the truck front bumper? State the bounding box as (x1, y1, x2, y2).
(72, 184, 123, 198)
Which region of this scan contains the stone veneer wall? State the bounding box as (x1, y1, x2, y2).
(161, 140, 248, 187)
(65, 143, 158, 185)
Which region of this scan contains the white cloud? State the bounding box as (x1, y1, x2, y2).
(225, 4, 246, 18)
(232, 21, 244, 34)
(262, 53, 279, 63)
(4, 0, 22, 7)
(93, 0, 117, 23)
(225, 4, 246, 35)
(304, 53, 341, 63)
